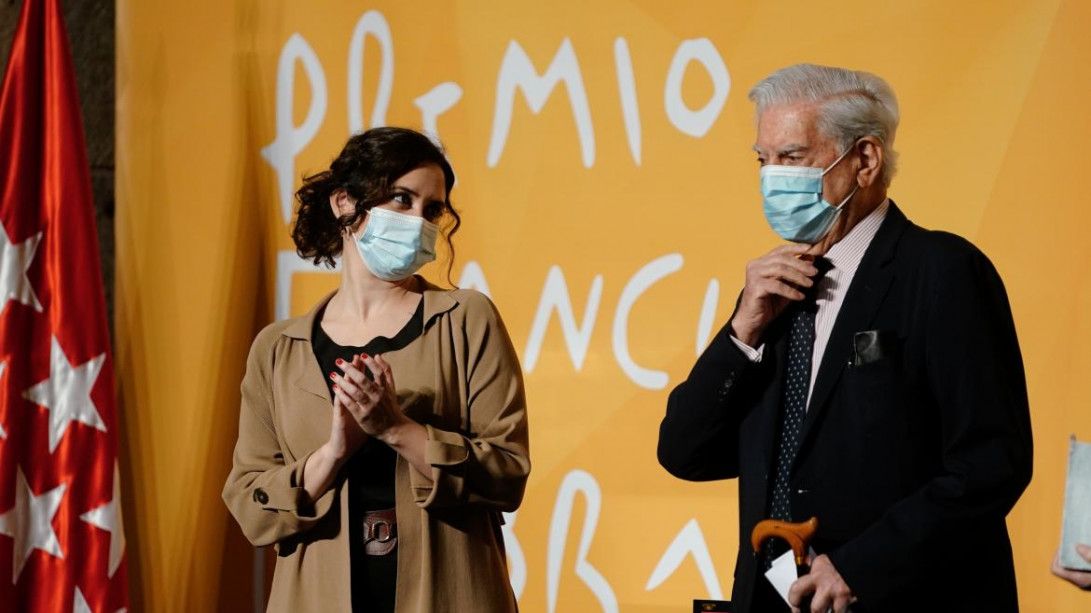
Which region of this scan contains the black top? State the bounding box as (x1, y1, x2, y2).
(311, 297, 425, 613)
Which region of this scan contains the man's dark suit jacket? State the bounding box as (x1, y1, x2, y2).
(658, 203, 1033, 612)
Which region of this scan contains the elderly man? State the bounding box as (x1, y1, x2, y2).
(658, 64, 1033, 613)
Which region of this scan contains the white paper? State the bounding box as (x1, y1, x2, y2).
(1061, 436, 1091, 570)
(764, 549, 800, 605)
(764, 547, 823, 607)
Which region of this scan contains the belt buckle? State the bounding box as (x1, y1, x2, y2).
(366, 519, 394, 544)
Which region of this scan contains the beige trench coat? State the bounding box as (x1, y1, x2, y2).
(222, 284, 529, 612)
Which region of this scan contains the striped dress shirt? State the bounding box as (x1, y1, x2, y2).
(732, 198, 890, 410)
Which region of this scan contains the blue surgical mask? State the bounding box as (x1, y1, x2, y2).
(353, 207, 438, 281)
(760, 147, 859, 244)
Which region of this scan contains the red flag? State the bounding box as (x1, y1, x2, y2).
(0, 0, 129, 611)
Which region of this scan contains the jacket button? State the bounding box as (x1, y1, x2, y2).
(253, 488, 269, 505)
(718, 372, 736, 399)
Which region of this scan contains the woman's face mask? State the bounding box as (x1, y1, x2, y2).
(353, 207, 438, 281)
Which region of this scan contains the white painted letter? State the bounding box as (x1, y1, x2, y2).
(503, 512, 526, 601)
(488, 39, 595, 168)
(457, 260, 492, 299)
(697, 279, 720, 355)
(547, 470, 618, 613)
(614, 37, 641, 165)
(348, 10, 394, 134)
(261, 34, 328, 223)
(524, 266, 603, 373)
(275, 251, 339, 322)
(664, 39, 730, 138)
(645, 518, 724, 599)
(613, 254, 684, 389)
(414, 82, 464, 139)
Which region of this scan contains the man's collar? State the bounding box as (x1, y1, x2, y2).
(824, 198, 890, 271)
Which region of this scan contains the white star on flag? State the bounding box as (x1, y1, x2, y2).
(23, 336, 107, 452)
(73, 586, 92, 613)
(79, 463, 126, 578)
(0, 467, 67, 583)
(0, 224, 43, 314)
(73, 586, 127, 613)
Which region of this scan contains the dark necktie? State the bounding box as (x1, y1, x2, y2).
(763, 258, 829, 568)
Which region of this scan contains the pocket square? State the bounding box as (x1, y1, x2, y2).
(852, 329, 898, 366)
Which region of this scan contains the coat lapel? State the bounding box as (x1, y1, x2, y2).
(795, 203, 909, 455)
(421, 280, 459, 328)
(281, 292, 337, 401)
(294, 352, 333, 400)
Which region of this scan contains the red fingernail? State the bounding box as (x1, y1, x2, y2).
(333, 384, 339, 390)
(329, 372, 336, 380)
(336, 358, 344, 365)
(360, 353, 369, 359)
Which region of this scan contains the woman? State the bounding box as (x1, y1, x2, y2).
(223, 127, 530, 613)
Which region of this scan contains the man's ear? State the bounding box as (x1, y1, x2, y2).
(855, 137, 884, 188)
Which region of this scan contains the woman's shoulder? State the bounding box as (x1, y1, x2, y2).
(446, 287, 503, 320)
(423, 283, 505, 330)
(248, 316, 305, 358)
(250, 293, 331, 355)
(419, 276, 494, 310)
(447, 287, 496, 310)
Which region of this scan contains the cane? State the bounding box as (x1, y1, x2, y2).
(751, 517, 819, 608)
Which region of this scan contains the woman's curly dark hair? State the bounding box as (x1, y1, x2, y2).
(292, 127, 461, 281)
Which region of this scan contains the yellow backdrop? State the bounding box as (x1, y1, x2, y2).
(115, 0, 1091, 611)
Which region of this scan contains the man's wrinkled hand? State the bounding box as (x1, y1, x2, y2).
(788, 554, 856, 613)
(730, 244, 818, 347)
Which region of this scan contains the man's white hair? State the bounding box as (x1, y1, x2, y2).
(749, 63, 900, 187)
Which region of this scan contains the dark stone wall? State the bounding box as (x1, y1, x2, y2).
(0, 0, 115, 335)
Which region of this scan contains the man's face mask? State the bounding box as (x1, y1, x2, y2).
(760, 145, 860, 244)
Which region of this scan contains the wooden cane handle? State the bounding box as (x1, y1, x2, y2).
(750, 517, 819, 566)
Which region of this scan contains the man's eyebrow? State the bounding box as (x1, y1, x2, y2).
(752, 144, 809, 156)
(776, 144, 808, 155)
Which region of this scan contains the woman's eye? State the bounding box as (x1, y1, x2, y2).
(392, 193, 412, 205)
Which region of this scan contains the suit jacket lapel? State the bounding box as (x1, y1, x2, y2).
(795, 203, 909, 456)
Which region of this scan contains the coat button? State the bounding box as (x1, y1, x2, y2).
(253, 488, 269, 505)
(718, 372, 736, 400)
